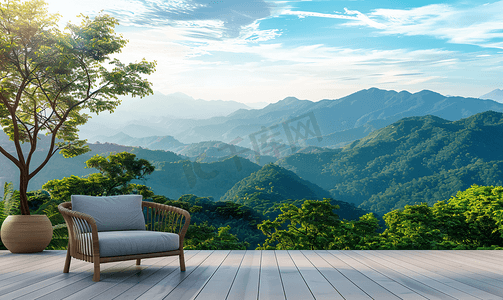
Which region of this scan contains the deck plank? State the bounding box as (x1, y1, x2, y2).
(0, 252, 61, 273)
(64, 256, 180, 300)
(367, 251, 482, 300)
(1, 250, 503, 300)
(426, 250, 503, 275)
(92, 251, 200, 300)
(0, 258, 88, 299)
(414, 250, 503, 281)
(275, 250, 314, 300)
(258, 250, 286, 300)
(0, 251, 67, 282)
(354, 251, 459, 300)
(191, 250, 245, 300)
(378, 250, 503, 299)
(133, 250, 214, 300)
(454, 250, 503, 265)
(162, 250, 230, 300)
(318, 250, 402, 300)
(302, 251, 372, 299)
(288, 251, 344, 300)
(226, 250, 261, 300)
(12, 261, 133, 300)
(395, 251, 503, 298)
(338, 250, 427, 300)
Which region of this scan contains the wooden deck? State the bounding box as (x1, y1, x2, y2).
(1, 250, 503, 300)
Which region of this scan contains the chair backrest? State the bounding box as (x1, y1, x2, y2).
(71, 195, 146, 232)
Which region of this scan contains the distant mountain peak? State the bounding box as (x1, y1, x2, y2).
(273, 96, 302, 106)
(112, 132, 132, 139)
(164, 91, 193, 99)
(367, 87, 391, 92)
(259, 96, 304, 110)
(480, 89, 503, 103)
(414, 89, 444, 98)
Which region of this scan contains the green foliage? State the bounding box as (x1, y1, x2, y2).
(44, 152, 155, 202)
(255, 185, 503, 250)
(1, 183, 51, 217)
(157, 194, 263, 249)
(222, 163, 369, 221)
(184, 223, 248, 250)
(380, 203, 461, 250)
(0, 0, 156, 214)
(85, 152, 155, 189)
(448, 185, 503, 247)
(2, 182, 19, 216)
(258, 199, 381, 250)
(379, 185, 503, 249)
(258, 199, 341, 250)
(46, 223, 69, 250)
(332, 213, 382, 250)
(0, 183, 18, 250)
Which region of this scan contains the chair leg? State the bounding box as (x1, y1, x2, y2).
(93, 260, 100, 282)
(179, 250, 186, 271)
(63, 248, 71, 273)
(136, 259, 141, 265)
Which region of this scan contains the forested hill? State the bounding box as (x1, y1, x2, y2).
(146, 156, 262, 200)
(221, 163, 368, 221)
(276, 111, 503, 216)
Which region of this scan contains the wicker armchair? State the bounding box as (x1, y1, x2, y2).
(58, 197, 190, 282)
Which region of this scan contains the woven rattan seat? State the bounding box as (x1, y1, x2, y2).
(58, 198, 190, 281)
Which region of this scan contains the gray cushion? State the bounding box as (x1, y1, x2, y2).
(71, 195, 145, 232)
(95, 231, 180, 257)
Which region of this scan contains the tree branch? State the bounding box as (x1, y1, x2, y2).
(28, 129, 59, 180)
(0, 144, 21, 169)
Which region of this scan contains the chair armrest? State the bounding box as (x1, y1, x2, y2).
(141, 201, 191, 242)
(58, 202, 100, 258)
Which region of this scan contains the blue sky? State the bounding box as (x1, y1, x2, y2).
(45, 0, 503, 104)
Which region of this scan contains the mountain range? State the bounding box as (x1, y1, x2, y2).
(83, 88, 503, 153)
(2, 88, 503, 218)
(276, 110, 503, 215)
(80, 92, 267, 139)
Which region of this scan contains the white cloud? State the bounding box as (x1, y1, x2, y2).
(44, 0, 503, 103)
(124, 27, 470, 101)
(369, 2, 503, 49)
(46, 0, 272, 39)
(110, 12, 500, 102)
(277, 1, 503, 49)
(280, 8, 386, 29)
(107, 0, 272, 38)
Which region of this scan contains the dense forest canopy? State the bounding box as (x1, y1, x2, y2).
(277, 111, 503, 215)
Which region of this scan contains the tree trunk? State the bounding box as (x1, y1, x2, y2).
(19, 171, 31, 215)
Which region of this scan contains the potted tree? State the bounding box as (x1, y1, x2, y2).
(0, 0, 156, 253)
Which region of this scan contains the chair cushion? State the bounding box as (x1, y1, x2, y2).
(71, 195, 145, 232)
(96, 231, 180, 257)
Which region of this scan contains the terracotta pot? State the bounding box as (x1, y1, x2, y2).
(1, 215, 53, 253)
